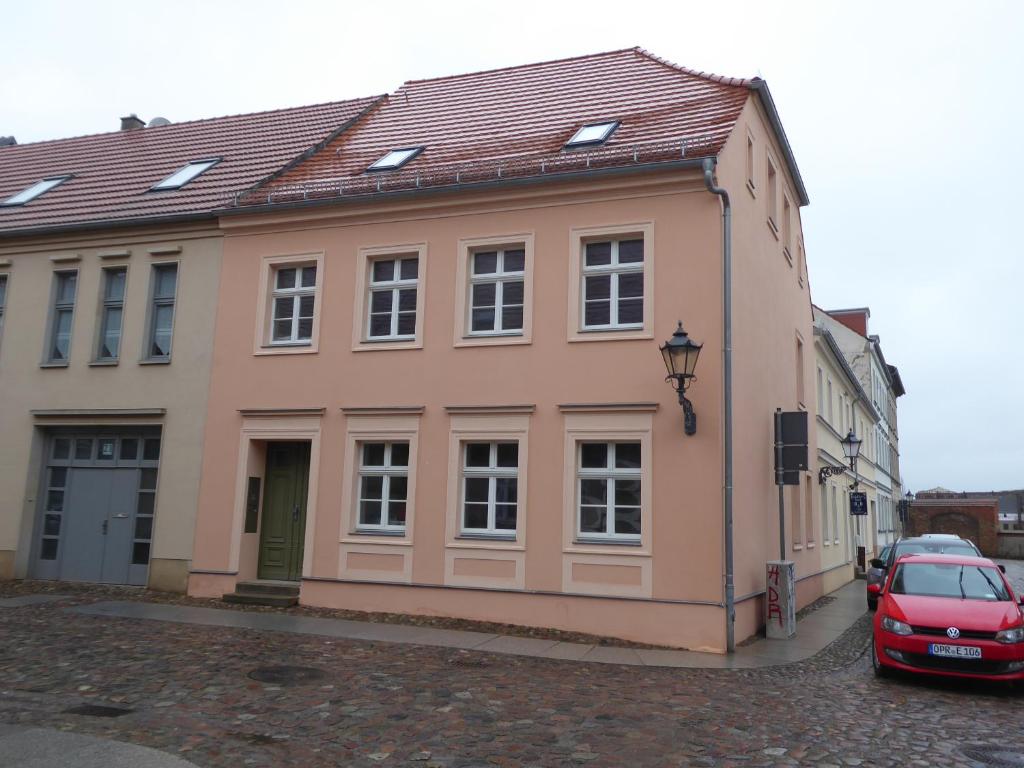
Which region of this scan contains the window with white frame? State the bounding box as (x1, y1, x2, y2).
(146, 263, 177, 361)
(577, 441, 641, 541)
(46, 271, 77, 363)
(270, 264, 316, 344)
(367, 256, 418, 339)
(461, 442, 518, 535)
(820, 483, 829, 544)
(468, 247, 525, 335)
(831, 485, 839, 544)
(581, 238, 643, 330)
(356, 442, 409, 532)
(96, 267, 126, 361)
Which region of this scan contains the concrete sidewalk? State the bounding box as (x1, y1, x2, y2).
(67, 580, 866, 669)
(0, 725, 199, 767)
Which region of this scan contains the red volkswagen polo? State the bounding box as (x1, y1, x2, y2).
(872, 553, 1024, 681)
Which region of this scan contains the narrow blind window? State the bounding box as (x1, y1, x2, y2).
(270, 265, 316, 344)
(820, 483, 829, 543)
(581, 238, 643, 329)
(468, 248, 525, 334)
(147, 264, 177, 360)
(367, 257, 418, 339)
(96, 267, 126, 360)
(47, 271, 77, 363)
(357, 442, 409, 531)
(0, 274, 7, 341)
(461, 442, 518, 535)
(577, 442, 642, 541)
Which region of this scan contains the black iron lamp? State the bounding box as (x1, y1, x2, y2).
(841, 429, 862, 489)
(660, 322, 703, 436)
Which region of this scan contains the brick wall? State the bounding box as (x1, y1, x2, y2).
(906, 500, 999, 556)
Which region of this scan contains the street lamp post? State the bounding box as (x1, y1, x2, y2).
(660, 322, 703, 436)
(841, 429, 862, 491)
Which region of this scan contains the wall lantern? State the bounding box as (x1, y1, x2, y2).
(660, 322, 702, 436)
(840, 429, 862, 489)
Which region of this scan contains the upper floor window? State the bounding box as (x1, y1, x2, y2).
(581, 237, 644, 330)
(367, 256, 418, 340)
(356, 442, 409, 533)
(270, 264, 316, 345)
(745, 134, 756, 192)
(145, 263, 177, 361)
(95, 267, 126, 361)
(766, 156, 778, 232)
(461, 442, 519, 536)
(45, 271, 77, 364)
(468, 247, 524, 335)
(577, 441, 642, 542)
(782, 196, 792, 258)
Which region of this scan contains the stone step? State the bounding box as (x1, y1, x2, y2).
(222, 592, 298, 608)
(233, 580, 300, 597)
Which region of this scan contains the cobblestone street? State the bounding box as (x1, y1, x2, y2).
(2, 576, 1024, 768)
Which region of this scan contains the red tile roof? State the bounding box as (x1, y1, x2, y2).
(236, 48, 806, 208)
(0, 96, 382, 236)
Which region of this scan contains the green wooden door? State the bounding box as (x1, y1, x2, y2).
(258, 442, 310, 581)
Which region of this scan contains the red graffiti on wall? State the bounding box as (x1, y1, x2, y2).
(766, 565, 783, 626)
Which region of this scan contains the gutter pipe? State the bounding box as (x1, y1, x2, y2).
(702, 157, 735, 653)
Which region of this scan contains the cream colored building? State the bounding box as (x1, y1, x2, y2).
(0, 99, 378, 590)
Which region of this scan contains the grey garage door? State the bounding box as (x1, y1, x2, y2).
(31, 430, 161, 586)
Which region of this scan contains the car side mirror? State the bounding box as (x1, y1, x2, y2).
(1018, 595, 1024, 606)
(867, 583, 882, 595)
(999, 564, 1007, 574)
(869, 558, 885, 569)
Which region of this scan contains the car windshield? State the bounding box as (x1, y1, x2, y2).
(890, 563, 1011, 601)
(894, 541, 977, 558)
(878, 546, 891, 562)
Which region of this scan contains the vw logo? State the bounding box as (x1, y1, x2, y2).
(946, 627, 961, 639)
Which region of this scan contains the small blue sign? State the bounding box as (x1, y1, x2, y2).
(850, 492, 868, 516)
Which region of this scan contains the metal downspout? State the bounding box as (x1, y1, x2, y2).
(702, 157, 735, 653)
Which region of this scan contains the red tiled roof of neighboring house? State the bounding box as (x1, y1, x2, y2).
(236, 47, 807, 209)
(0, 96, 383, 236)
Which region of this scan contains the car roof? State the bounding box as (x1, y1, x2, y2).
(893, 553, 996, 567)
(920, 533, 961, 539)
(897, 536, 974, 546)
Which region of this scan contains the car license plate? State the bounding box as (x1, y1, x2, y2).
(928, 643, 982, 659)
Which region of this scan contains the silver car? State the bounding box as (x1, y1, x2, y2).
(866, 545, 891, 610)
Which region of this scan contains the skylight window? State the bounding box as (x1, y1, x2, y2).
(565, 121, 619, 149)
(151, 158, 220, 191)
(1, 175, 72, 207)
(366, 147, 423, 172)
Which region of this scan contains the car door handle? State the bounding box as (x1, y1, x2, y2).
(292, 504, 300, 522)
(112, 513, 129, 519)
(102, 520, 108, 535)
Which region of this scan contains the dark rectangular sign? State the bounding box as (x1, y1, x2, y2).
(779, 411, 808, 446)
(775, 410, 808, 485)
(850, 492, 868, 516)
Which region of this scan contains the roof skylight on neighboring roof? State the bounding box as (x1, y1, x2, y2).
(565, 121, 619, 149)
(1, 175, 72, 207)
(366, 147, 423, 172)
(151, 158, 220, 191)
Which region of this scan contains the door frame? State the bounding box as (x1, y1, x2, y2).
(229, 410, 323, 580)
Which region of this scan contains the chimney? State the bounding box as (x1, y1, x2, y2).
(0, 136, 15, 147)
(826, 307, 870, 337)
(120, 114, 145, 131)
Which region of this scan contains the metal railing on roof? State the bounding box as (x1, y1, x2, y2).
(236, 135, 719, 207)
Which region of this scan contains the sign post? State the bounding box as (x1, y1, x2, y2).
(769, 409, 805, 640)
(766, 560, 796, 639)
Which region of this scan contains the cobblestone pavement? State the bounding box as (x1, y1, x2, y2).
(0, 585, 1023, 767)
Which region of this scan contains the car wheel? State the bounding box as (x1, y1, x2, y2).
(867, 598, 877, 612)
(871, 642, 890, 678)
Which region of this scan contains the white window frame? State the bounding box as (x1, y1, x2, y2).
(821, 482, 830, 545)
(151, 159, 219, 191)
(467, 247, 526, 337)
(44, 270, 78, 365)
(95, 266, 127, 362)
(366, 255, 419, 341)
(576, 441, 642, 543)
(580, 238, 645, 331)
(460, 441, 519, 537)
(269, 264, 317, 346)
(355, 441, 410, 534)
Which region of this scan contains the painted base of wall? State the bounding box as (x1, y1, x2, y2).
(0, 550, 14, 580)
(147, 559, 190, 593)
(187, 573, 726, 651)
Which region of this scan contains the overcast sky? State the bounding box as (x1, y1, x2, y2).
(2, 1, 1021, 491)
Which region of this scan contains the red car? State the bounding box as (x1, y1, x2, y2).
(872, 553, 1024, 681)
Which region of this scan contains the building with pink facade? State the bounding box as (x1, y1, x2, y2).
(185, 48, 821, 652)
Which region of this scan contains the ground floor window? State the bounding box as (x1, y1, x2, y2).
(576, 441, 642, 541)
(356, 442, 409, 532)
(461, 441, 518, 536)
